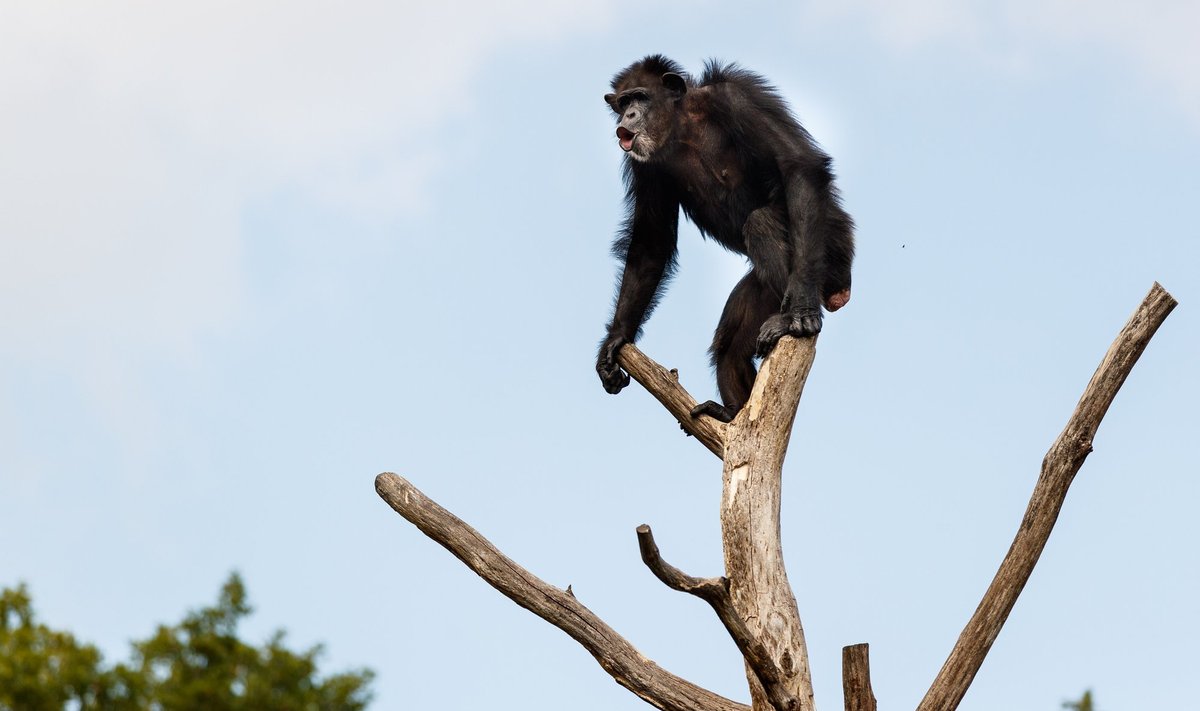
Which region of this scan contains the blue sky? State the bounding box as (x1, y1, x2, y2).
(1, 2, 1196, 709)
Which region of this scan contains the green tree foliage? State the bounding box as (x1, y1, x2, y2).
(1063, 689, 1096, 711)
(0, 584, 111, 709)
(0, 574, 373, 711)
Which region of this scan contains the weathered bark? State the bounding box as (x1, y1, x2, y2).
(841, 644, 876, 711)
(375, 473, 748, 711)
(917, 282, 1177, 711)
(719, 336, 818, 711)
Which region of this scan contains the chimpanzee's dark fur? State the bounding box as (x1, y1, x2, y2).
(596, 55, 855, 423)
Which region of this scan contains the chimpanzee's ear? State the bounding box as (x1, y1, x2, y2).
(604, 93, 619, 112)
(661, 72, 687, 97)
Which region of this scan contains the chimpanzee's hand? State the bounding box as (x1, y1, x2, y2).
(596, 334, 631, 394)
(756, 310, 822, 358)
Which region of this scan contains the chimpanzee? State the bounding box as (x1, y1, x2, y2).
(596, 55, 854, 423)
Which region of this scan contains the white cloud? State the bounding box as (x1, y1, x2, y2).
(805, 0, 1200, 122)
(0, 0, 614, 473)
(1024, 0, 1200, 120)
(803, 0, 981, 51)
(0, 1, 611, 460)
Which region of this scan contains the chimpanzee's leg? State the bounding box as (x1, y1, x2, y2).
(690, 271, 778, 423)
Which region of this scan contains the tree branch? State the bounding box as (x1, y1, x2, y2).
(375, 473, 749, 711)
(617, 343, 727, 458)
(637, 525, 799, 711)
(636, 524, 725, 597)
(841, 644, 876, 711)
(917, 282, 1177, 711)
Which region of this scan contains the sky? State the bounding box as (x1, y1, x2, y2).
(1, 1, 1197, 710)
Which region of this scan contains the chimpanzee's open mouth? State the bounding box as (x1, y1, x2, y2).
(616, 127, 637, 152)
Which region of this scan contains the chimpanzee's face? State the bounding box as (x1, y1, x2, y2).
(604, 72, 686, 163)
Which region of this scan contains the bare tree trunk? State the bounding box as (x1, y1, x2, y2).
(376, 282, 1175, 711)
(617, 334, 819, 711)
(714, 337, 818, 711)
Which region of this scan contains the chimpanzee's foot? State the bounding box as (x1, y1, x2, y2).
(755, 311, 822, 357)
(690, 400, 736, 423)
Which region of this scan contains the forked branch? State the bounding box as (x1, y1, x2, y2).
(917, 282, 1177, 711)
(637, 525, 800, 711)
(625, 336, 820, 711)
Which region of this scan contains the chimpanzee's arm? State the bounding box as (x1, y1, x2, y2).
(752, 156, 837, 353)
(783, 158, 832, 312)
(597, 167, 680, 394)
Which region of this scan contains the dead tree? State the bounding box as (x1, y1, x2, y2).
(376, 282, 1175, 710)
